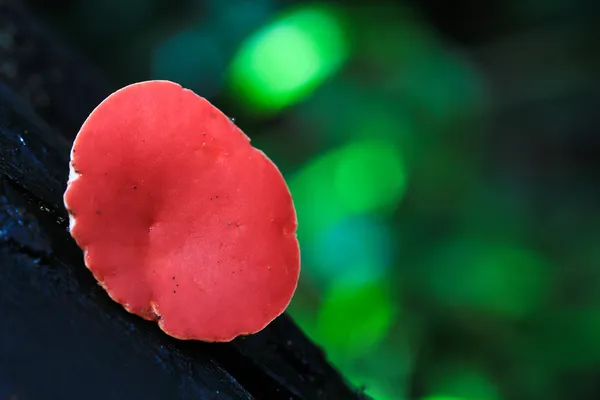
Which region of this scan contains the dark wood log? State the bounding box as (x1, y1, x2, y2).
(0, 2, 368, 399)
(0, 0, 113, 139)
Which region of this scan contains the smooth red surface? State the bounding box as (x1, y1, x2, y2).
(64, 81, 300, 341)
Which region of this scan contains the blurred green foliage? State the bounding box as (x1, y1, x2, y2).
(34, 0, 600, 398)
(228, 5, 349, 115)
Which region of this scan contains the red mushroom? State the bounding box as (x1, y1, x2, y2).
(64, 80, 300, 341)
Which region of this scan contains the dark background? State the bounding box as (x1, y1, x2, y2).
(4, 0, 600, 399)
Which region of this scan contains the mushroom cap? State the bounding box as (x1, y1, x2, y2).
(64, 81, 300, 341)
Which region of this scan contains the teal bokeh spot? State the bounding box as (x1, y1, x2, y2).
(304, 216, 394, 285)
(152, 30, 225, 97)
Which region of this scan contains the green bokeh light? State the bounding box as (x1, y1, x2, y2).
(423, 396, 467, 400)
(228, 5, 349, 113)
(344, 338, 413, 400)
(533, 308, 600, 371)
(315, 281, 398, 358)
(427, 365, 501, 400)
(425, 240, 550, 318)
(393, 49, 487, 125)
(423, 397, 466, 400)
(290, 139, 407, 240)
(359, 385, 401, 400)
(334, 140, 407, 214)
(352, 6, 487, 134)
(290, 151, 345, 240)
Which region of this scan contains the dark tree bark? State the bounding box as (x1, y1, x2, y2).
(0, 0, 113, 139)
(0, 1, 368, 399)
